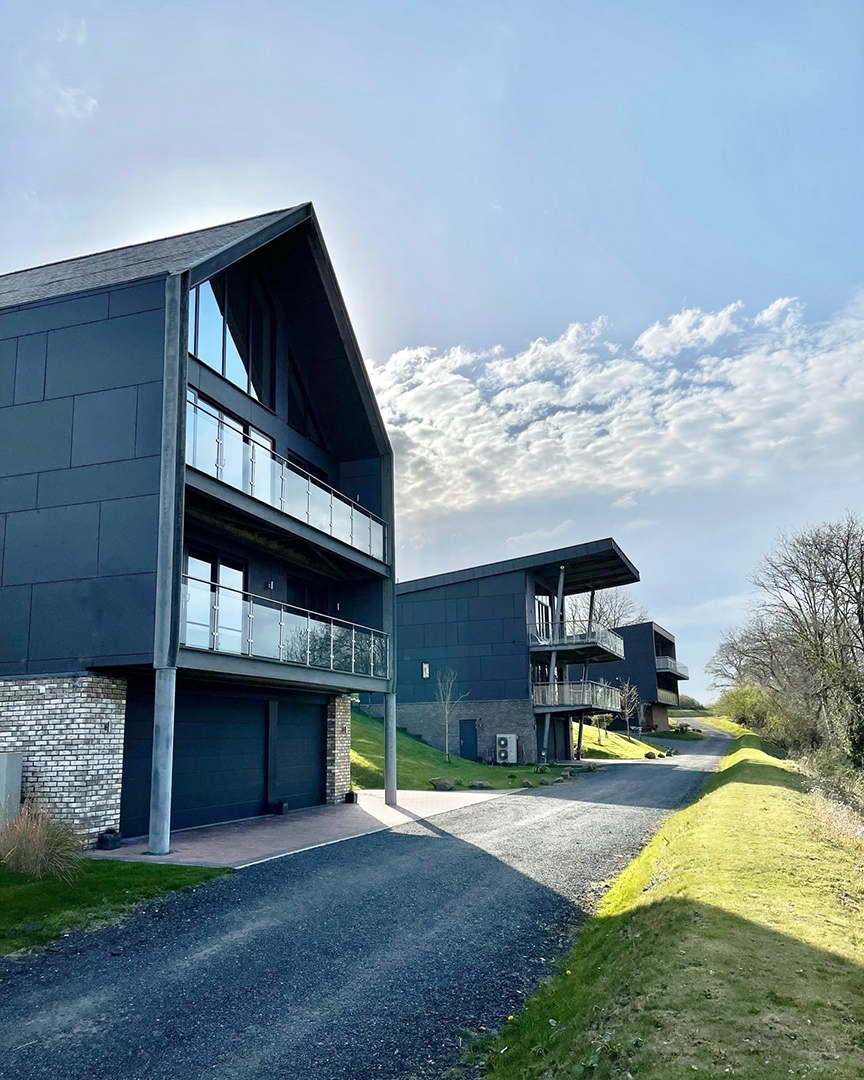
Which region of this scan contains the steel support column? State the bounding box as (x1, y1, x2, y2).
(147, 667, 176, 855)
(384, 691, 397, 805)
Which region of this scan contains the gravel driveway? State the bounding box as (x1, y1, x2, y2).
(0, 732, 730, 1080)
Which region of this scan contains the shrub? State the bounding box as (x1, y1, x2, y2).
(0, 799, 83, 881)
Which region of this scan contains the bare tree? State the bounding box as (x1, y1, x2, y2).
(435, 668, 469, 763)
(707, 513, 864, 763)
(567, 587, 649, 635)
(619, 680, 641, 739)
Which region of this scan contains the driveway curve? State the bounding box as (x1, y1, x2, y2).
(0, 731, 731, 1080)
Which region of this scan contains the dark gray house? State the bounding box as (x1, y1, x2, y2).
(584, 621, 689, 731)
(0, 205, 396, 850)
(392, 540, 639, 764)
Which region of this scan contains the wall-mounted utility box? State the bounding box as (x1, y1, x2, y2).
(0, 753, 23, 819)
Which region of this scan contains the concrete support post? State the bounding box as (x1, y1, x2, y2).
(384, 692, 397, 806)
(147, 667, 177, 855)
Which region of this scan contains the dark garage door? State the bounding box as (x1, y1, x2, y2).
(120, 686, 326, 838)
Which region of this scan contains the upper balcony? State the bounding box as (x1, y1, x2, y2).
(186, 397, 388, 564)
(532, 680, 623, 712)
(180, 575, 389, 682)
(528, 622, 626, 663)
(655, 655, 689, 679)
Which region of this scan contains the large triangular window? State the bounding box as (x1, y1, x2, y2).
(187, 265, 275, 409)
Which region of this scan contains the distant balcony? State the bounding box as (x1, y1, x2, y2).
(655, 656, 689, 679)
(532, 681, 622, 712)
(528, 623, 625, 660)
(180, 576, 389, 679)
(186, 398, 387, 563)
(656, 687, 679, 706)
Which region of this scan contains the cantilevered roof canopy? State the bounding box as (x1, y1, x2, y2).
(397, 538, 639, 596)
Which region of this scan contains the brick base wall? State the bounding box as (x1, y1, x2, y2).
(0, 674, 127, 843)
(393, 697, 539, 764)
(326, 695, 352, 803)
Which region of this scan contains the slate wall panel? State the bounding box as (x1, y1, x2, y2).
(13, 333, 47, 404)
(0, 398, 73, 478)
(3, 503, 100, 585)
(0, 293, 109, 341)
(98, 495, 159, 577)
(0, 339, 15, 406)
(45, 308, 164, 398)
(71, 386, 138, 466)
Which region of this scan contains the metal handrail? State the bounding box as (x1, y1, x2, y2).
(655, 656, 689, 678)
(180, 575, 389, 678)
(528, 622, 625, 657)
(531, 681, 623, 711)
(186, 398, 388, 561)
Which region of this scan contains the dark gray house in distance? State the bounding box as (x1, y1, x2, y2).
(584, 621, 689, 731)
(392, 541, 639, 764)
(0, 204, 396, 851)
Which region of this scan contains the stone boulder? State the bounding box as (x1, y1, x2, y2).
(522, 779, 533, 788)
(645, 752, 656, 760)
(469, 780, 492, 790)
(539, 778, 552, 786)
(429, 777, 455, 791)
(552, 776, 565, 784)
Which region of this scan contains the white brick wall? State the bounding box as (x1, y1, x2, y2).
(326, 695, 352, 803)
(0, 674, 127, 843)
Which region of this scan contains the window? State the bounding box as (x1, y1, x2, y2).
(187, 266, 275, 408)
(186, 389, 275, 500)
(183, 550, 247, 654)
(422, 662, 430, 679)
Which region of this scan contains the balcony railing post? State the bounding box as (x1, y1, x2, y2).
(247, 598, 254, 658)
(351, 626, 356, 673)
(329, 619, 334, 671)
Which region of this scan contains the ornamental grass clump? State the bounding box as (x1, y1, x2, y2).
(0, 798, 83, 881)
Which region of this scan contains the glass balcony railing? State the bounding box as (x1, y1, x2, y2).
(528, 623, 625, 659)
(656, 687, 679, 706)
(655, 656, 689, 679)
(532, 681, 623, 711)
(186, 399, 387, 563)
(180, 576, 389, 679)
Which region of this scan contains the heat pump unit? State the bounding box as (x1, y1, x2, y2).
(496, 734, 517, 764)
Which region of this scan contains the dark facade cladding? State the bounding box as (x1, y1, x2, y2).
(583, 621, 688, 731)
(0, 205, 395, 840)
(393, 541, 640, 764)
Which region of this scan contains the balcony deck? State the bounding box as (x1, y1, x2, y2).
(528, 623, 625, 663)
(532, 680, 623, 712)
(656, 687, 679, 706)
(186, 398, 388, 564)
(180, 576, 390, 685)
(655, 655, 689, 679)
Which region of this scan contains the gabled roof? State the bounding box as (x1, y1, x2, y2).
(0, 207, 300, 309)
(397, 538, 640, 596)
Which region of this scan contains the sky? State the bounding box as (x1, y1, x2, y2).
(2, 0, 863, 700)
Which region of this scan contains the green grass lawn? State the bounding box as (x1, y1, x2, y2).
(477, 733, 864, 1079)
(351, 711, 573, 789)
(0, 862, 227, 954)
(575, 724, 662, 759)
(703, 714, 758, 738)
(350, 713, 670, 791)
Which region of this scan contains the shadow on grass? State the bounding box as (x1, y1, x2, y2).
(486, 895, 864, 1080)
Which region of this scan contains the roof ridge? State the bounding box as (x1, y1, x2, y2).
(0, 207, 296, 283)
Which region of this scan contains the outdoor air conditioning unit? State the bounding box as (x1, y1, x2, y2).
(496, 734, 517, 764)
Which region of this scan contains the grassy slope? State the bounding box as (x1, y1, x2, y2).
(351, 713, 667, 790)
(351, 712, 571, 789)
(0, 862, 226, 954)
(482, 735, 864, 1080)
(575, 724, 661, 759)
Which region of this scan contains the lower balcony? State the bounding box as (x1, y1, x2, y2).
(655, 655, 689, 679)
(180, 576, 389, 680)
(532, 681, 622, 712)
(528, 623, 626, 662)
(656, 687, 679, 706)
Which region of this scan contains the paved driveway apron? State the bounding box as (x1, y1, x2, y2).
(0, 734, 730, 1080)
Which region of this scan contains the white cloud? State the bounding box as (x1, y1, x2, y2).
(54, 85, 97, 119)
(753, 297, 798, 326)
(634, 301, 744, 359)
(369, 296, 864, 544)
(611, 492, 636, 509)
(505, 519, 577, 551)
